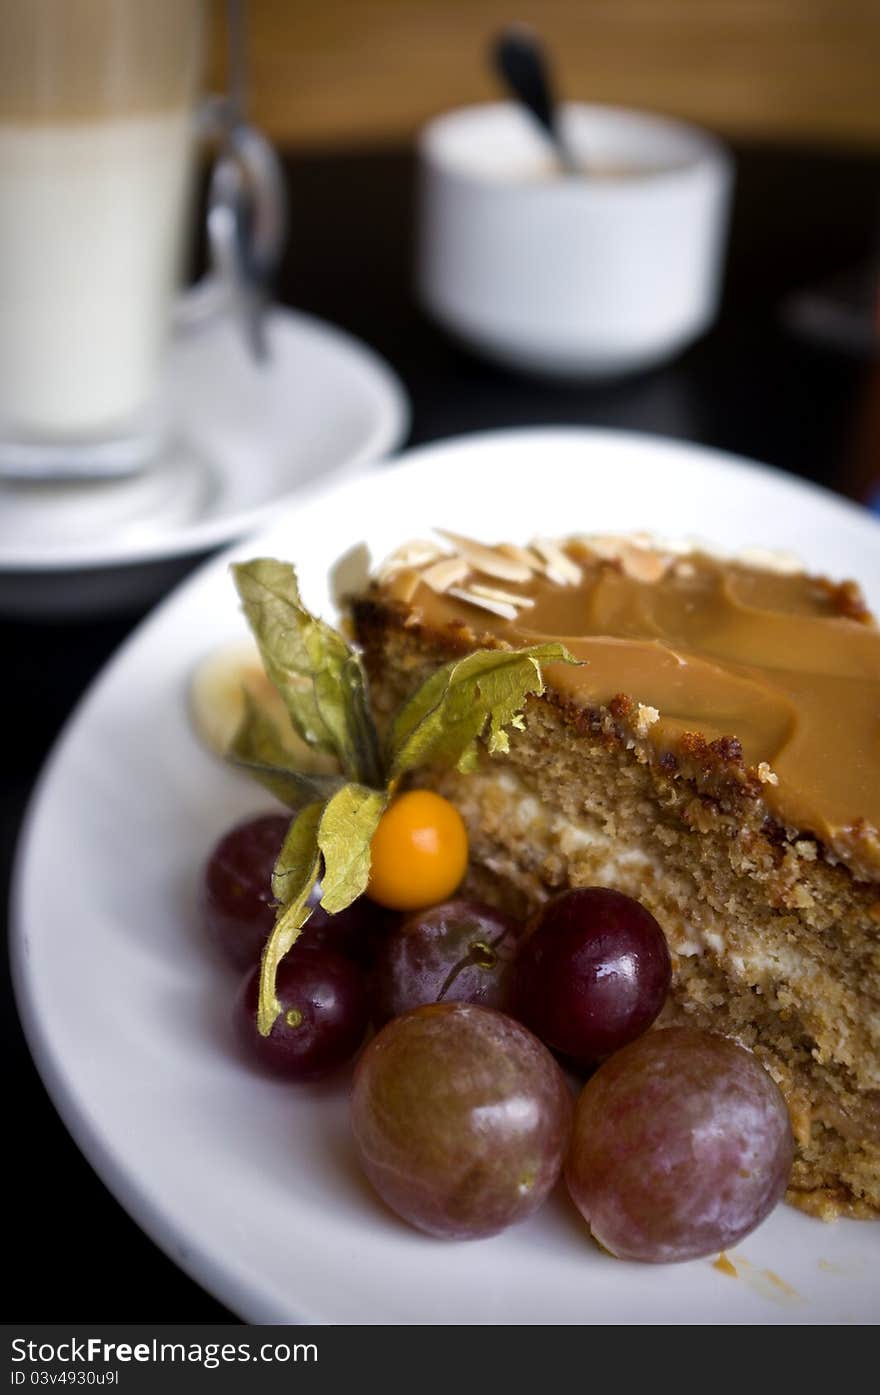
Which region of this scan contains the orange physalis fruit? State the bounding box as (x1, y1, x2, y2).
(367, 790, 469, 911)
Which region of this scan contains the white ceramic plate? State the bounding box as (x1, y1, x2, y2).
(12, 429, 880, 1324)
(0, 306, 408, 617)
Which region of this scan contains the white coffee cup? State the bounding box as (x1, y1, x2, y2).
(417, 102, 733, 378)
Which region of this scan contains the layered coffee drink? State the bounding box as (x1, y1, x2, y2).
(0, 0, 204, 468)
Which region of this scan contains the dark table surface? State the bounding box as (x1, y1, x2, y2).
(5, 139, 880, 1323)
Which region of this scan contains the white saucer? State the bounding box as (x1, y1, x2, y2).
(0, 306, 409, 618)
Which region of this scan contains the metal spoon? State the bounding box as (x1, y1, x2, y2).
(491, 25, 580, 175)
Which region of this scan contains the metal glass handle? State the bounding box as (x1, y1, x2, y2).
(174, 96, 287, 361)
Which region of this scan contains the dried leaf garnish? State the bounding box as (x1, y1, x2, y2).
(387, 643, 579, 780)
(259, 801, 323, 1036)
(317, 784, 388, 914)
(228, 692, 345, 810)
(231, 557, 581, 1034)
(232, 559, 381, 787)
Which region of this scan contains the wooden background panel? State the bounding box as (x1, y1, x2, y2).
(209, 0, 880, 149)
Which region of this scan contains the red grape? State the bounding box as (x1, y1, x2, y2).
(202, 811, 378, 968)
(202, 813, 288, 968)
(350, 1003, 572, 1239)
(371, 899, 522, 1023)
(298, 885, 385, 966)
(514, 888, 671, 1065)
(565, 1027, 794, 1262)
(237, 947, 369, 1080)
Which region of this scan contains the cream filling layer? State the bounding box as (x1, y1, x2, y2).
(448, 767, 880, 1086)
(457, 771, 838, 989)
(464, 770, 706, 958)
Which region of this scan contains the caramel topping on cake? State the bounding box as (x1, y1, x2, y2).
(375, 535, 880, 876)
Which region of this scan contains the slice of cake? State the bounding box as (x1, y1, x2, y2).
(350, 531, 880, 1220)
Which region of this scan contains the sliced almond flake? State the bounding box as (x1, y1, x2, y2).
(619, 545, 672, 584)
(570, 533, 672, 583)
(574, 534, 630, 562)
(447, 586, 518, 621)
(470, 582, 536, 610)
(531, 538, 582, 586)
(576, 531, 698, 561)
(736, 547, 804, 576)
(376, 538, 445, 581)
(436, 529, 533, 583)
(421, 555, 470, 593)
(496, 542, 542, 572)
(387, 567, 422, 605)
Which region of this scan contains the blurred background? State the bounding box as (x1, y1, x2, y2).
(207, 0, 880, 150)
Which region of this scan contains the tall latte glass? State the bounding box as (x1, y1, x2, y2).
(0, 0, 207, 477)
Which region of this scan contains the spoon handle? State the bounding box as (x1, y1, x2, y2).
(491, 25, 578, 174)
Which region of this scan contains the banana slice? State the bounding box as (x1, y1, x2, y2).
(189, 639, 337, 772)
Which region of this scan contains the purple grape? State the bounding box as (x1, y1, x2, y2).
(514, 888, 671, 1065)
(202, 813, 288, 968)
(565, 1027, 795, 1262)
(350, 1003, 572, 1239)
(202, 811, 378, 969)
(237, 947, 369, 1080)
(298, 884, 386, 966)
(371, 899, 523, 1023)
